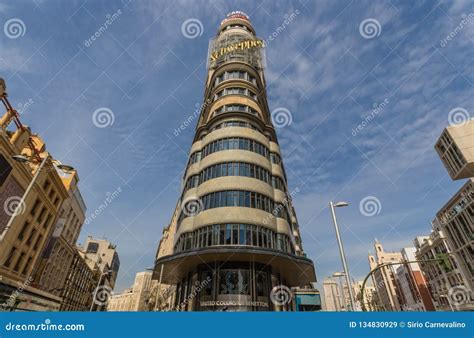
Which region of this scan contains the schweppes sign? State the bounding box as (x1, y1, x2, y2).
(210, 39, 264, 62)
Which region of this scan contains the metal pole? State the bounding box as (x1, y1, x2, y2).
(90, 271, 107, 311)
(0, 155, 49, 242)
(329, 201, 355, 311)
(336, 275, 345, 310)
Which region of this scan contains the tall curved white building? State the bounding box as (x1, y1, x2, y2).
(153, 11, 316, 311)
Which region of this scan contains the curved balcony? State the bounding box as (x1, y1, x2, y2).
(153, 246, 316, 286)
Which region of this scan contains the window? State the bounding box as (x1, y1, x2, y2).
(43, 213, 52, 229)
(86, 242, 99, 253)
(21, 257, 32, 275)
(30, 199, 40, 216)
(4, 246, 17, 268)
(174, 224, 294, 254)
(37, 207, 47, 223)
(239, 224, 246, 245)
(17, 221, 29, 241)
(232, 224, 239, 245)
(33, 234, 43, 250)
(13, 251, 25, 272)
(225, 224, 232, 244)
(26, 228, 36, 246)
(0, 154, 12, 186)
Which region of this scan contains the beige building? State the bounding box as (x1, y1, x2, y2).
(322, 278, 343, 311)
(415, 222, 473, 311)
(36, 168, 87, 299)
(395, 247, 435, 311)
(82, 237, 120, 288)
(352, 281, 379, 311)
(152, 12, 316, 311)
(81, 237, 120, 311)
(435, 120, 474, 180)
(433, 120, 473, 309)
(108, 271, 155, 311)
(434, 179, 473, 291)
(368, 241, 403, 311)
(0, 125, 69, 310)
(59, 248, 98, 311)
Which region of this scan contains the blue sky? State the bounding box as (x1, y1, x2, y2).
(1, 0, 472, 293)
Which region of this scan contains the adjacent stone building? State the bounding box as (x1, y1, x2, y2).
(108, 271, 155, 311)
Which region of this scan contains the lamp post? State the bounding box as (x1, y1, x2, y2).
(90, 270, 111, 311)
(329, 201, 355, 311)
(0, 155, 74, 242)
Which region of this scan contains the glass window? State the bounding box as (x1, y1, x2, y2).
(226, 191, 233, 206)
(239, 190, 244, 206)
(225, 224, 232, 244)
(213, 225, 220, 245)
(232, 224, 239, 245)
(219, 224, 225, 245)
(252, 226, 258, 246)
(239, 224, 246, 245)
(86, 242, 99, 253)
(246, 226, 252, 245)
(244, 191, 251, 207)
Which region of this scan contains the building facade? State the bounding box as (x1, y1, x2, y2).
(353, 281, 379, 312)
(322, 278, 343, 311)
(36, 168, 87, 299)
(108, 271, 155, 311)
(415, 222, 473, 311)
(395, 247, 435, 311)
(0, 125, 69, 310)
(59, 248, 98, 311)
(432, 120, 474, 309)
(368, 241, 403, 311)
(153, 11, 316, 311)
(435, 120, 474, 180)
(434, 179, 473, 291)
(82, 237, 120, 311)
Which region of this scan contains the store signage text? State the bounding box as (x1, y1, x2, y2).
(210, 39, 264, 62)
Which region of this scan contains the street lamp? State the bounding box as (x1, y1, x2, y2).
(329, 201, 356, 311)
(0, 155, 75, 242)
(90, 270, 111, 311)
